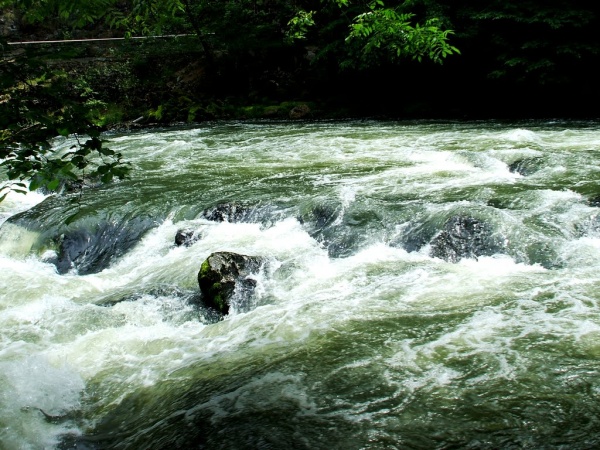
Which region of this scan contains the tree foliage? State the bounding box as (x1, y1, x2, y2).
(344, 9, 458, 66)
(286, 0, 459, 67)
(0, 0, 118, 27)
(0, 37, 129, 201)
(106, 0, 186, 37)
(403, 0, 599, 84)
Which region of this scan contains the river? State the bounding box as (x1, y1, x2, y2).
(1, 120, 600, 449)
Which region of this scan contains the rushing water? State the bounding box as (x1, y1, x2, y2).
(1, 120, 600, 449)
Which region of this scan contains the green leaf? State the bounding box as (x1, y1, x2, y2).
(47, 178, 61, 191)
(99, 147, 115, 156)
(71, 155, 86, 168)
(101, 173, 114, 183)
(29, 176, 42, 192)
(97, 164, 111, 174)
(85, 137, 102, 150)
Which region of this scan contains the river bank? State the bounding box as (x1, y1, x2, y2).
(5, 27, 599, 135)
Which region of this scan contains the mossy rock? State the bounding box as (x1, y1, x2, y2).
(198, 252, 263, 314)
(262, 106, 281, 117)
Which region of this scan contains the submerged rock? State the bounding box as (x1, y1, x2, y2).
(508, 157, 544, 176)
(298, 201, 382, 258)
(523, 240, 562, 269)
(589, 195, 600, 207)
(201, 202, 253, 223)
(2, 197, 160, 275)
(395, 222, 433, 254)
(199, 201, 281, 228)
(97, 284, 200, 307)
(429, 216, 503, 263)
(297, 202, 341, 233)
(51, 217, 157, 275)
(198, 252, 263, 314)
(37, 177, 102, 196)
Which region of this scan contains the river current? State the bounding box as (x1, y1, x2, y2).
(1, 120, 600, 449)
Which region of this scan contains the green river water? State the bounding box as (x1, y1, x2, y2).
(1, 120, 600, 449)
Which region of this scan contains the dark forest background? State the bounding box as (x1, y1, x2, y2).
(3, 0, 599, 122)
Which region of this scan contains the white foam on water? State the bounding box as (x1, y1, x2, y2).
(0, 217, 329, 421)
(0, 293, 205, 423)
(182, 371, 317, 426)
(380, 262, 600, 404)
(0, 257, 77, 310)
(503, 128, 543, 144)
(0, 222, 44, 257)
(384, 307, 522, 399)
(0, 355, 84, 450)
(558, 236, 600, 267)
(0, 189, 47, 226)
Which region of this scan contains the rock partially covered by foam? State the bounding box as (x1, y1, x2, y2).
(429, 216, 504, 263)
(201, 202, 253, 223)
(508, 157, 544, 176)
(198, 252, 263, 314)
(175, 228, 200, 247)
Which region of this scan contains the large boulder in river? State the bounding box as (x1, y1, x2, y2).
(429, 216, 504, 263)
(198, 252, 263, 314)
